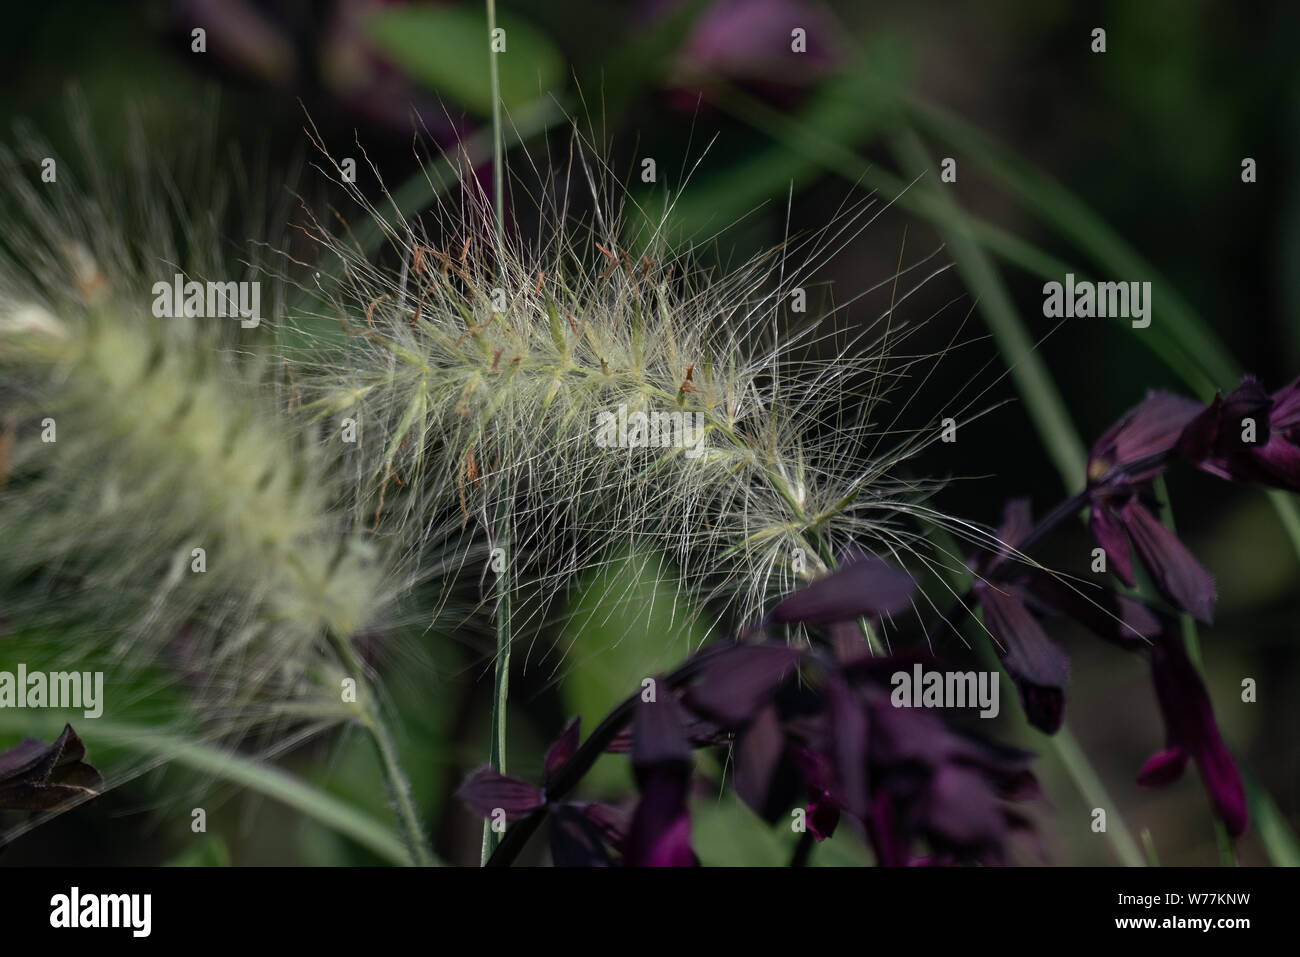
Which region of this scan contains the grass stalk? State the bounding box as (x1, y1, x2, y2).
(480, 0, 512, 864)
(482, 496, 513, 863)
(326, 630, 434, 866)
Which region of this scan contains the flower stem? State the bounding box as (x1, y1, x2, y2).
(481, 496, 512, 864)
(326, 630, 433, 867)
(477, 0, 513, 867)
(486, 0, 505, 253)
(1052, 726, 1145, 866)
(486, 647, 729, 866)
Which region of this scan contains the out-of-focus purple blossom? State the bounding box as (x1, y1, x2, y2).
(625, 693, 698, 866)
(173, 0, 461, 141)
(174, 0, 299, 87)
(685, 643, 801, 724)
(1177, 376, 1300, 492)
(686, 638, 1038, 865)
(768, 550, 915, 626)
(650, 0, 841, 111)
(791, 747, 840, 841)
(1139, 629, 1248, 838)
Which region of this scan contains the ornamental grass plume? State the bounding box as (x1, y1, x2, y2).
(0, 106, 460, 869)
(285, 124, 978, 646)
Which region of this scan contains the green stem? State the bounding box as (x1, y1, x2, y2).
(481, 496, 512, 864)
(1053, 726, 1146, 866)
(479, 0, 512, 865)
(486, 0, 505, 253)
(327, 630, 433, 867)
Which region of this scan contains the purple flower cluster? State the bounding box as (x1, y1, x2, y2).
(461, 554, 1038, 866)
(969, 376, 1300, 839)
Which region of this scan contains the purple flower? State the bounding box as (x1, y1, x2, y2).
(455, 768, 546, 823)
(684, 637, 1038, 865)
(768, 550, 915, 626)
(0, 724, 102, 811)
(670, 0, 839, 83)
(1087, 393, 1217, 623)
(1177, 376, 1300, 492)
(456, 720, 628, 867)
(791, 747, 841, 841)
(1087, 391, 1204, 485)
(971, 500, 1070, 733)
(1138, 630, 1248, 838)
(625, 693, 698, 866)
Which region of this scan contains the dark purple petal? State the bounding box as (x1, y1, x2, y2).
(1012, 682, 1066, 736)
(981, 498, 1034, 572)
(1136, 747, 1190, 787)
(866, 790, 909, 867)
(733, 704, 800, 823)
(625, 775, 695, 866)
(0, 739, 50, 782)
(1269, 376, 1300, 434)
(0, 724, 101, 811)
(1119, 500, 1216, 625)
(1090, 502, 1135, 586)
(549, 804, 615, 867)
(805, 794, 841, 842)
(977, 501, 1034, 574)
(625, 695, 697, 866)
(580, 802, 630, 848)
(1176, 377, 1300, 491)
(455, 768, 546, 820)
(1176, 377, 1272, 464)
(1026, 574, 1161, 650)
(976, 584, 1069, 733)
(770, 553, 914, 626)
(1248, 434, 1300, 488)
(827, 674, 869, 819)
(685, 643, 802, 726)
(828, 619, 870, 661)
(603, 729, 632, 754)
(921, 764, 1008, 853)
(860, 672, 1039, 864)
(869, 691, 960, 768)
(631, 693, 692, 767)
(1146, 636, 1248, 838)
(1089, 391, 1203, 483)
(543, 717, 580, 785)
(792, 748, 841, 840)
